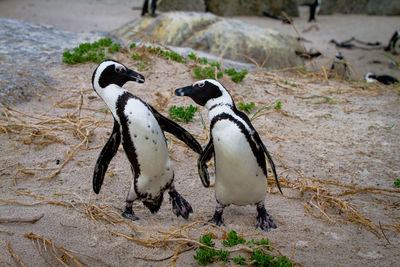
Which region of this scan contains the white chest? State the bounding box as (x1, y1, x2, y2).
(211, 119, 266, 206)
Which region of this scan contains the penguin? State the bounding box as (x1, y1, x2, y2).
(365, 72, 399, 85)
(330, 52, 349, 79)
(174, 79, 282, 231)
(92, 59, 203, 221)
(302, 0, 321, 22)
(384, 28, 400, 55)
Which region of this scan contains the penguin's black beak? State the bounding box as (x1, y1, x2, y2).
(126, 68, 145, 84)
(174, 85, 194, 96)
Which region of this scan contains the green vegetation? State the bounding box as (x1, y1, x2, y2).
(147, 46, 186, 63)
(193, 231, 292, 266)
(238, 101, 255, 114)
(131, 53, 142, 60)
(222, 230, 246, 247)
(394, 179, 400, 188)
(62, 38, 121, 64)
(250, 100, 282, 121)
(188, 52, 247, 82)
(129, 42, 136, 49)
(188, 52, 208, 64)
(284, 80, 297, 87)
(133, 61, 149, 72)
(169, 105, 198, 123)
(225, 68, 248, 83)
(233, 255, 247, 265)
(193, 66, 223, 80)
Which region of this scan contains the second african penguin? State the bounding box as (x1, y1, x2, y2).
(92, 60, 203, 221)
(174, 79, 282, 231)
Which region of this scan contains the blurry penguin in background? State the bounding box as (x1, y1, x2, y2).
(302, 0, 321, 22)
(365, 72, 399, 85)
(384, 28, 400, 55)
(330, 52, 349, 79)
(141, 0, 157, 17)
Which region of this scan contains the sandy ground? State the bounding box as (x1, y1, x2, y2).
(1, 1, 400, 266)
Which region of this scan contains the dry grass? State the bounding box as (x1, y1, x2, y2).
(1, 50, 399, 265)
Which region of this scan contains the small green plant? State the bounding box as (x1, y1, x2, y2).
(275, 100, 282, 110)
(131, 53, 142, 60)
(187, 52, 208, 64)
(394, 179, 400, 188)
(233, 255, 247, 265)
(251, 250, 292, 267)
(193, 231, 292, 266)
(225, 68, 248, 83)
(209, 61, 221, 70)
(193, 234, 217, 266)
(169, 105, 198, 123)
(188, 52, 197, 61)
(147, 46, 186, 63)
(238, 102, 255, 114)
(129, 42, 136, 49)
(134, 61, 149, 71)
(222, 230, 246, 247)
(62, 38, 121, 64)
(193, 66, 223, 80)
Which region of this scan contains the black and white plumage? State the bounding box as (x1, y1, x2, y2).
(174, 79, 282, 231)
(92, 59, 203, 220)
(365, 72, 399, 85)
(330, 52, 349, 79)
(384, 28, 400, 55)
(302, 0, 321, 22)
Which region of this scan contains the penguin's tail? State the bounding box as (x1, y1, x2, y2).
(143, 194, 164, 213)
(265, 148, 283, 195)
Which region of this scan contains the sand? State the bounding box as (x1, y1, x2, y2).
(0, 1, 399, 266)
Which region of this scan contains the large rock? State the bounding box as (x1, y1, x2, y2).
(301, 0, 400, 15)
(113, 12, 303, 69)
(158, 0, 299, 17)
(158, 0, 206, 12)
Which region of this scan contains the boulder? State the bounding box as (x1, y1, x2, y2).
(157, 0, 299, 17)
(158, 0, 206, 12)
(302, 0, 400, 15)
(113, 12, 303, 69)
(205, 0, 298, 17)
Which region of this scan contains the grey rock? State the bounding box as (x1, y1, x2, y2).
(113, 12, 303, 68)
(205, 0, 298, 17)
(0, 18, 106, 104)
(302, 0, 400, 15)
(158, 0, 206, 12)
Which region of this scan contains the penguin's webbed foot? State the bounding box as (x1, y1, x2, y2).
(208, 207, 225, 226)
(121, 206, 139, 221)
(256, 205, 277, 232)
(168, 189, 193, 220)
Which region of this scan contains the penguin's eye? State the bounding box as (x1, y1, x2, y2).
(198, 83, 205, 88)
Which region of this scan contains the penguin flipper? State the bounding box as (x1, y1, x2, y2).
(255, 135, 282, 194)
(197, 139, 214, 187)
(93, 119, 121, 194)
(149, 106, 203, 154)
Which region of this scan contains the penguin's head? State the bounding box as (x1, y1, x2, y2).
(92, 60, 145, 91)
(174, 79, 233, 109)
(365, 72, 377, 83)
(335, 52, 344, 60)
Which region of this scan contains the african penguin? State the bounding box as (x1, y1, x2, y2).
(365, 72, 399, 85)
(330, 52, 349, 79)
(384, 28, 400, 55)
(174, 79, 282, 231)
(302, 0, 321, 22)
(92, 59, 203, 221)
